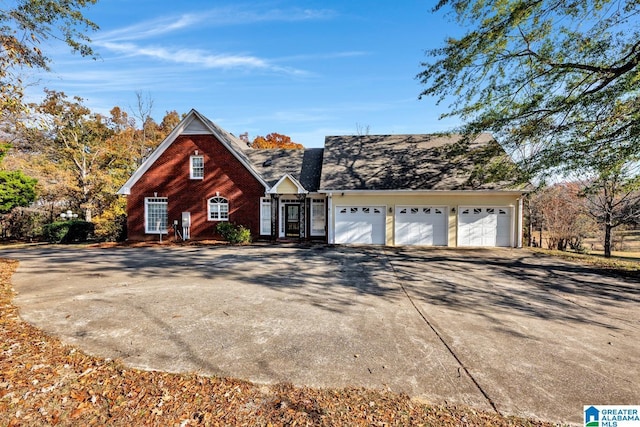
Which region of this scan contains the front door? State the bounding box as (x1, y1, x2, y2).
(285, 204, 300, 237)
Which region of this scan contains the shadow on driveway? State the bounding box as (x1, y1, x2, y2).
(2, 245, 639, 424)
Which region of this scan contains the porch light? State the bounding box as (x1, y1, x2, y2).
(388, 207, 393, 213)
(451, 207, 456, 213)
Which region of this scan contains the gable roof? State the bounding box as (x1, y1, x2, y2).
(117, 109, 269, 195)
(245, 148, 324, 192)
(268, 174, 307, 194)
(319, 133, 528, 191)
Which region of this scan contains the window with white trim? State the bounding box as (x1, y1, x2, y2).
(260, 197, 271, 235)
(208, 196, 229, 221)
(190, 155, 204, 179)
(310, 199, 325, 236)
(145, 197, 168, 234)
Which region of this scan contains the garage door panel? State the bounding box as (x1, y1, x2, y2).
(395, 206, 447, 246)
(335, 206, 385, 244)
(458, 207, 511, 247)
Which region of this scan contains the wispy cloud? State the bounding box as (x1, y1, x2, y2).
(99, 42, 267, 69)
(96, 14, 202, 42)
(97, 6, 336, 43)
(92, 5, 336, 74)
(97, 41, 307, 75)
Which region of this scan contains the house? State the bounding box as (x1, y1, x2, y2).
(118, 109, 529, 247)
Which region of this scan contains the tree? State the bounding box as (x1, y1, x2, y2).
(580, 161, 640, 257)
(0, 169, 37, 214)
(250, 133, 304, 149)
(418, 1, 640, 178)
(34, 90, 117, 221)
(529, 183, 595, 251)
(0, 0, 98, 117)
(0, 143, 37, 214)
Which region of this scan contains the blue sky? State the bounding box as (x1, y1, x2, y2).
(31, 1, 462, 148)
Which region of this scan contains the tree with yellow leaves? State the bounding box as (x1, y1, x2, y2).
(250, 133, 303, 149)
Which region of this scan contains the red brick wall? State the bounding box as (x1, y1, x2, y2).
(126, 134, 265, 241)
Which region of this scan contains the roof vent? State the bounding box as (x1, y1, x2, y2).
(263, 159, 273, 167)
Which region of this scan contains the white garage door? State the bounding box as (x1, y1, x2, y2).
(335, 206, 385, 244)
(395, 206, 447, 246)
(458, 207, 512, 247)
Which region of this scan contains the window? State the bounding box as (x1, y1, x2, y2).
(260, 197, 271, 235)
(145, 197, 168, 234)
(208, 196, 229, 221)
(310, 199, 325, 236)
(190, 156, 204, 179)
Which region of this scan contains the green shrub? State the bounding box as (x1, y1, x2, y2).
(216, 222, 251, 244)
(43, 220, 95, 243)
(3, 207, 48, 241)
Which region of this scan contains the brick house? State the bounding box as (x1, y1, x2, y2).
(118, 109, 529, 247)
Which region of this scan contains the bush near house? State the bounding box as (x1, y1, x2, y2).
(216, 222, 251, 244)
(43, 220, 95, 243)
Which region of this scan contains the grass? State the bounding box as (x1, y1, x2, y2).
(529, 247, 640, 274)
(0, 257, 553, 426)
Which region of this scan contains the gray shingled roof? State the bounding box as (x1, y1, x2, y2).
(319, 133, 526, 191)
(245, 148, 324, 192)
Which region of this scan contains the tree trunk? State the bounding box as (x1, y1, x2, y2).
(604, 218, 612, 258)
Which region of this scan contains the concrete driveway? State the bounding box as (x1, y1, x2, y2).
(3, 245, 639, 424)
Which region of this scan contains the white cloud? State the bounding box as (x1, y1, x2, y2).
(96, 14, 202, 42)
(93, 41, 308, 76)
(96, 6, 336, 43)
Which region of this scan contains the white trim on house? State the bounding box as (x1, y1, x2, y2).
(517, 197, 524, 248)
(117, 109, 269, 195)
(208, 196, 229, 221)
(278, 197, 301, 238)
(310, 198, 326, 236)
(260, 197, 271, 235)
(144, 197, 168, 234)
(320, 189, 527, 196)
(327, 193, 334, 243)
(268, 174, 308, 194)
(190, 155, 204, 179)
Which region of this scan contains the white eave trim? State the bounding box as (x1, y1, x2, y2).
(268, 173, 308, 194)
(318, 189, 530, 196)
(117, 109, 269, 195)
